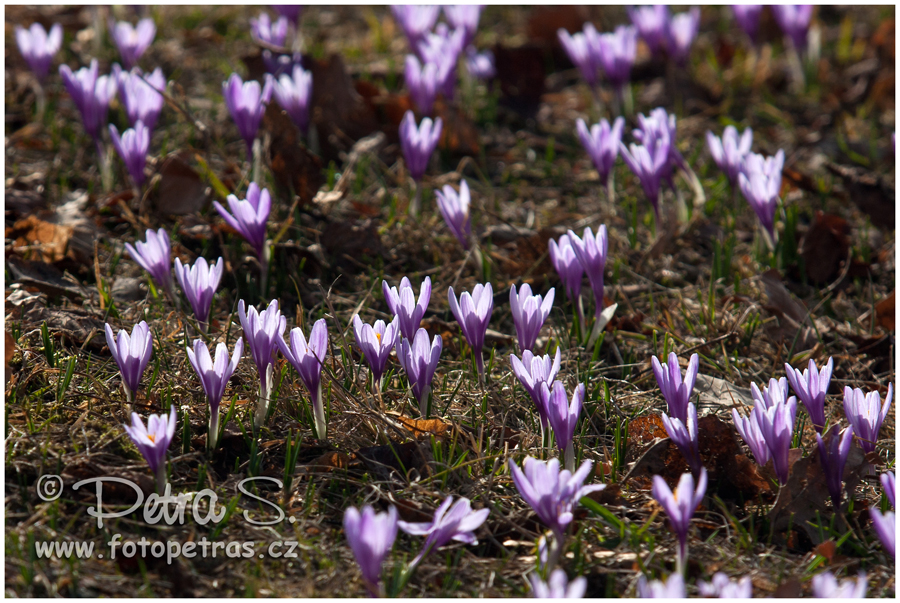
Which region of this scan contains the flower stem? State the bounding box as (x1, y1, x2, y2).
(208, 406, 220, 451)
(155, 465, 168, 495)
(313, 381, 327, 441)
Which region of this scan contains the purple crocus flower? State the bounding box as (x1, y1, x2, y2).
(238, 298, 286, 429)
(186, 338, 244, 450)
(637, 573, 685, 598)
(109, 18, 156, 70)
(267, 64, 312, 132)
(542, 381, 585, 471)
(443, 5, 484, 47)
(576, 118, 624, 187)
(510, 348, 562, 429)
(815, 425, 854, 510)
(619, 137, 670, 220)
(405, 54, 440, 115)
(278, 319, 329, 440)
(732, 405, 771, 467)
(651, 468, 707, 574)
(661, 402, 703, 478)
(597, 25, 637, 95)
(738, 150, 785, 241)
(558, 24, 601, 89)
(222, 73, 273, 158)
(508, 457, 605, 541)
(530, 569, 587, 599)
(566, 226, 608, 321)
(706, 126, 753, 187)
(15, 22, 63, 81)
(666, 8, 700, 65)
(59, 59, 118, 146)
(399, 110, 443, 183)
(448, 282, 493, 377)
(174, 256, 224, 333)
(417, 24, 464, 99)
(731, 5, 763, 43)
(123, 406, 176, 492)
(510, 283, 555, 353)
(114, 66, 166, 132)
(343, 505, 398, 598)
(125, 227, 175, 302)
(697, 572, 753, 598)
(750, 377, 797, 424)
(109, 121, 150, 188)
(548, 234, 584, 302)
(882, 471, 895, 508)
(870, 508, 895, 558)
(270, 5, 304, 24)
(771, 5, 814, 51)
(397, 328, 443, 418)
(435, 179, 472, 250)
(352, 315, 401, 388)
(843, 384, 892, 454)
(105, 320, 153, 404)
(465, 46, 495, 80)
(382, 276, 432, 342)
(392, 5, 441, 52)
(213, 182, 271, 260)
(811, 571, 867, 598)
(754, 394, 798, 485)
(784, 357, 833, 432)
(398, 495, 489, 567)
(635, 107, 685, 174)
(251, 12, 289, 47)
(628, 5, 670, 56)
(651, 352, 699, 423)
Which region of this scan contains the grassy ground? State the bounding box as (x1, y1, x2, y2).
(5, 5, 896, 598)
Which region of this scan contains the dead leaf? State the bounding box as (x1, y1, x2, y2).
(760, 269, 816, 348)
(800, 212, 851, 284)
(23, 305, 106, 352)
(320, 219, 386, 275)
(5, 187, 47, 221)
(6, 256, 85, 301)
(875, 291, 895, 331)
(694, 374, 755, 412)
(825, 161, 895, 230)
(396, 416, 452, 439)
(813, 540, 836, 564)
(155, 154, 209, 215)
(527, 6, 589, 45)
(8, 214, 74, 263)
(356, 440, 432, 482)
(434, 97, 480, 156)
(263, 102, 325, 205)
(771, 578, 802, 598)
(298, 451, 350, 475)
(6, 331, 17, 385)
(627, 415, 668, 447)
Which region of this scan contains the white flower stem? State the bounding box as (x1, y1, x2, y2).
(564, 440, 575, 473)
(155, 465, 167, 495)
(313, 381, 327, 441)
(208, 407, 220, 451)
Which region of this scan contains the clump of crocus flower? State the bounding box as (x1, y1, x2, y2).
(510, 348, 561, 440)
(783, 357, 833, 432)
(542, 381, 584, 471)
(651, 468, 707, 575)
(123, 406, 176, 493)
(738, 150, 785, 245)
(619, 129, 671, 221)
(567, 226, 612, 345)
(548, 233, 584, 305)
(811, 571, 867, 598)
(815, 425, 854, 510)
(383, 276, 432, 341)
(771, 5, 814, 52)
(15, 22, 63, 82)
(213, 182, 272, 292)
(238, 299, 286, 430)
(530, 569, 587, 599)
(416, 24, 464, 100)
(250, 12, 289, 48)
(109, 18, 156, 70)
(114, 66, 166, 133)
(105, 321, 153, 406)
(843, 384, 892, 454)
(109, 121, 150, 189)
(652, 352, 699, 423)
(576, 118, 624, 192)
(508, 457, 604, 571)
(59, 59, 118, 152)
(510, 284, 555, 353)
(223, 73, 273, 160)
(435, 179, 472, 250)
(731, 5, 763, 44)
(399, 110, 443, 216)
(392, 5, 441, 53)
(352, 315, 401, 394)
(628, 5, 670, 56)
(597, 25, 637, 110)
(697, 572, 753, 598)
(278, 319, 329, 440)
(125, 227, 176, 305)
(558, 24, 601, 91)
(186, 338, 244, 451)
(343, 505, 399, 598)
(266, 64, 312, 133)
(398, 495, 489, 568)
(448, 283, 493, 379)
(661, 401, 703, 478)
(706, 125, 753, 188)
(174, 256, 224, 334)
(398, 328, 443, 418)
(665, 8, 700, 66)
(443, 5, 483, 47)
(733, 381, 797, 485)
(405, 54, 440, 115)
(637, 573, 685, 598)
